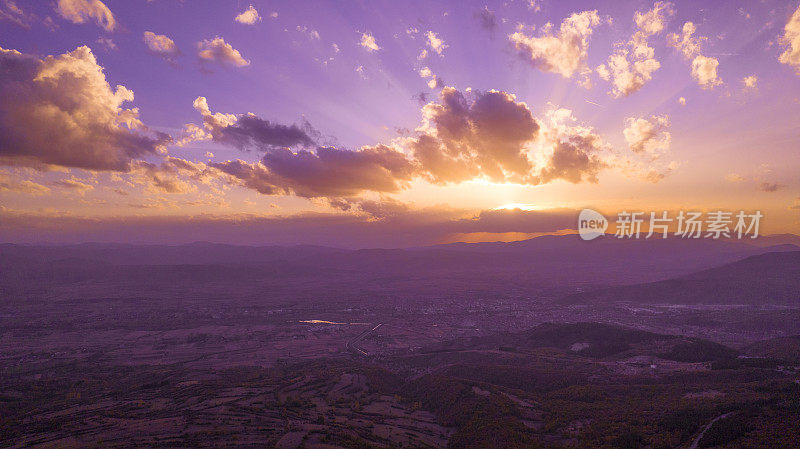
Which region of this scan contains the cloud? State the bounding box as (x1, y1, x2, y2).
(691, 55, 722, 89)
(474, 6, 496, 32)
(0, 206, 583, 248)
(742, 74, 758, 90)
(96, 37, 116, 51)
(55, 0, 115, 31)
(667, 21, 704, 58)
(623, 115, 670, 155)
(509, 10, 604, 78)
(197, 37, 250, 67)
(409, 87, 540, 184)
(418, 66, 444, 89)
(678, 96, 686, 106)
(212, 144, 417, 198)
(408, 88, 612, 186)
(182, 96, 316, 151)
(360, 32, 380, 52)
(129, 159, 201, 194)
(597, 2, 674, 97)
(758, 182, 785, 192)
(0, 0, 31, 28)
(296, 26, 320, 40)
(235, 4, 261, 25)
(0, 170, 50, 195)
(527, 0, 542, 12)
(536, 136, 606, 184)
(144, 31, 179, 63)
(52, 178, 94, 195)
(725, 173, 745, 183)
(0, 45, 167, 171)
(619, 115, 676, 182)
(634, 1, 673, 35)
(668, 21, 722, 88)
(532, 107, 609, 184)
(779, 4, 800, 72)
(426, 31, 448, 55)
(188, 87, 657, 200)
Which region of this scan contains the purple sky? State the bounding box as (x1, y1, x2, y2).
(0, 0, 799, 246)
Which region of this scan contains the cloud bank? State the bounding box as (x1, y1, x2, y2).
(0, 46, 167, 171)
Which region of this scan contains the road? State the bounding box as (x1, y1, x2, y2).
(346, 323, 383, 356)
(688, 412, 733, 449)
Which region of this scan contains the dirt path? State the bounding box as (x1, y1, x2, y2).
(688, 412, 733, 449)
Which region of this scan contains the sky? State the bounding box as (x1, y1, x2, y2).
(0, 0, 799, 247)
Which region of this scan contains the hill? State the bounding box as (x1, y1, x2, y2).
(562, 251, 800, 305)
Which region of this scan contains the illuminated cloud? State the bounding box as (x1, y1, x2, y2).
(0, 0, 31, 28)
(667, 21, 704, 59)
(143, 31, 179, 63)
(0, 170, 50, 195)
(621, 115, 675, 182)
(533, 107, 608, 184)
(409, 87, 539, 183)
(691, 55, 722, 89)
(360, 32, 380, 52)
(678, 96, 686, 106)
(742, 75, 758, 90)
(426, 31, 448, 56)
(779, 4, 800, 72)
(418, 66, 444, 89)
(509, 10, 603, 78)
(668, 21, 721, 89)
(52, 178, 94, 195)
(0, 45, 167, 171)
(235, 5, 261, 25)
(55, 0, 115, 31)
(725, 173, 745, 183)
(597, 2, 674, 97)
(623, 115, 671, 156)
(130, 159, 201, 194)
(197, 37, 250, 67)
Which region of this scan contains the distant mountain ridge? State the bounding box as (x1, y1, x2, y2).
(563, 250, 800, 305)
(1, 236, 797, 301)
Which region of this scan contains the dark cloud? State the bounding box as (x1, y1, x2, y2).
(0, 205, 580, 248)
(0, 46, 167, 171)
(216, 114, 316, 150)
(212, 144, 418, 198)
(474, 6, 497, 33)
(758, 182, 785, 192)
(185, 97, 316, 151)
